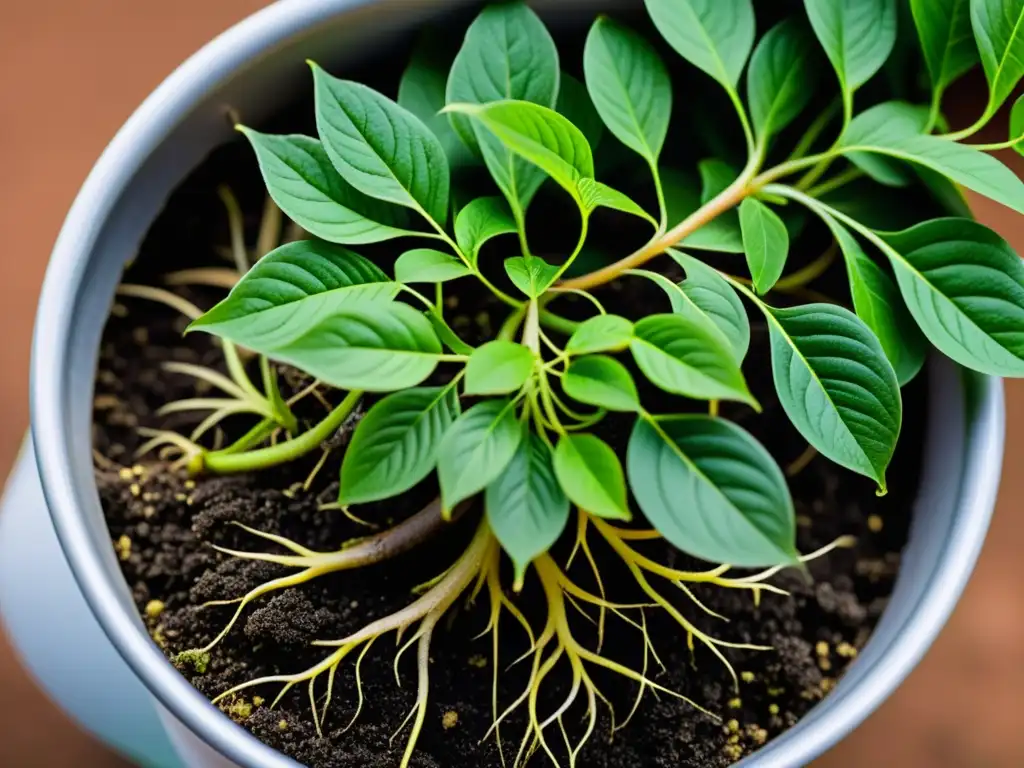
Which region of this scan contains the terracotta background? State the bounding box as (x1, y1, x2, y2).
(0, 2, 1021, 767)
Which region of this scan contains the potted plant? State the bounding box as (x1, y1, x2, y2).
(18, 0, 1021, 766)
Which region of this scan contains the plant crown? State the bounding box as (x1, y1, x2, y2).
(190, 0, 1024, 582)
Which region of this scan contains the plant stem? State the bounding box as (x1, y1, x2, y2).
(790, 101, 841, 161)
(558, 153, 766, 292)
(218, 418, 277, 455)
(805, 166, 865, 198)
(650, 160, 668, 233)
(196, 390, 362, 475)
(498, 305, 527, 342)
(538, 310, 581, 335)
(550, 210, 591, 284)
(217, 185, 250, 275)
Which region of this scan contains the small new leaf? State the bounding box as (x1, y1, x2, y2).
(628, 416, 797, 567)
(563, 356, 640, 412)
(439, 399, 523, 515)
(553, 434, 631, 521)
(487, 433, 570, 588)
(465, 341, 536, 396)
(584, 16, 672, 163)
(454, 197, 517, 265)
(312, 65, 450, 225)
(566, 315, 635, 355)
(766, 303, 902, 489)
(644, 0, 755, 90)
(190, 240, 396, 350)
(739, 198, 790, 295)
(577, 178, 656, 225)
(505, 256, 560, 298)
(631, 314, 758, 406)
(339, 387, 460, 505)
(238, 129, 414, 244)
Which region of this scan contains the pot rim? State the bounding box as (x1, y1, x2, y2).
(30, 2, 1006, 767)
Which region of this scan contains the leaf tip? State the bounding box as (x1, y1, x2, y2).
(875, 482, 888, 498)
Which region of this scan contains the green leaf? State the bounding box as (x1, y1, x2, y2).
(427, 312, 475, 357)
(339, 386, 460, 505)
(698, 158, 738, 203)
(880, 218, 1024, 375)
(553, 434, 631, 520)
(972, 0, 1024, 114)
(465, 341, 536, 395)
(446, 2, 560, 153)
(398, 33, 476, 172)
(439, 399, 523, 513)
(627, 268, 745, 368)
(566, 315, 634, 355)
(584, 16, 672, 163)
(190, 240, 396, 349)
(395, 249, 472, 284)
(454, 197, 517, 265)
(800, 208, 927, 386)
(627, 416, 797, 567)
(446, 2, 559, 213)
(557, 72, 605, 151)
(739, 198, 790, 295)
(669, 250, 751, 363)
(238, 129, 415, 245)
(766, 303, 902, 488)
(1012, 93, 1024, 155)
(747, 18, 820, 141)
(804, 0, 898, 93)
(505, 256, 560, 298)
(312, 65, 450, 225)
(644, 0, 755, 89)
(486, 433, 570, 587)
(563, 356, 640, 412)
(662, 169, 744, 253)
(449, 101, 594, 201)
(840, 110, 1024, 213)
(631, 314, 758, 406)
(911, 0, 978, 95)
(843, 102, 930, 187)
(266, 303, 444, 392)
(577, 178, 656, 224)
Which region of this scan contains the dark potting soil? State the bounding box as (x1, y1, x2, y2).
(92, 10, 929, 764)
(93, 209, 923, 768)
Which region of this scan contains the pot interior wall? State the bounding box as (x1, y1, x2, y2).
(41, 1, 999, 767)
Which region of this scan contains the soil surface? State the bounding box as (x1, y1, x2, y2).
(93, 15, 927, 765)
